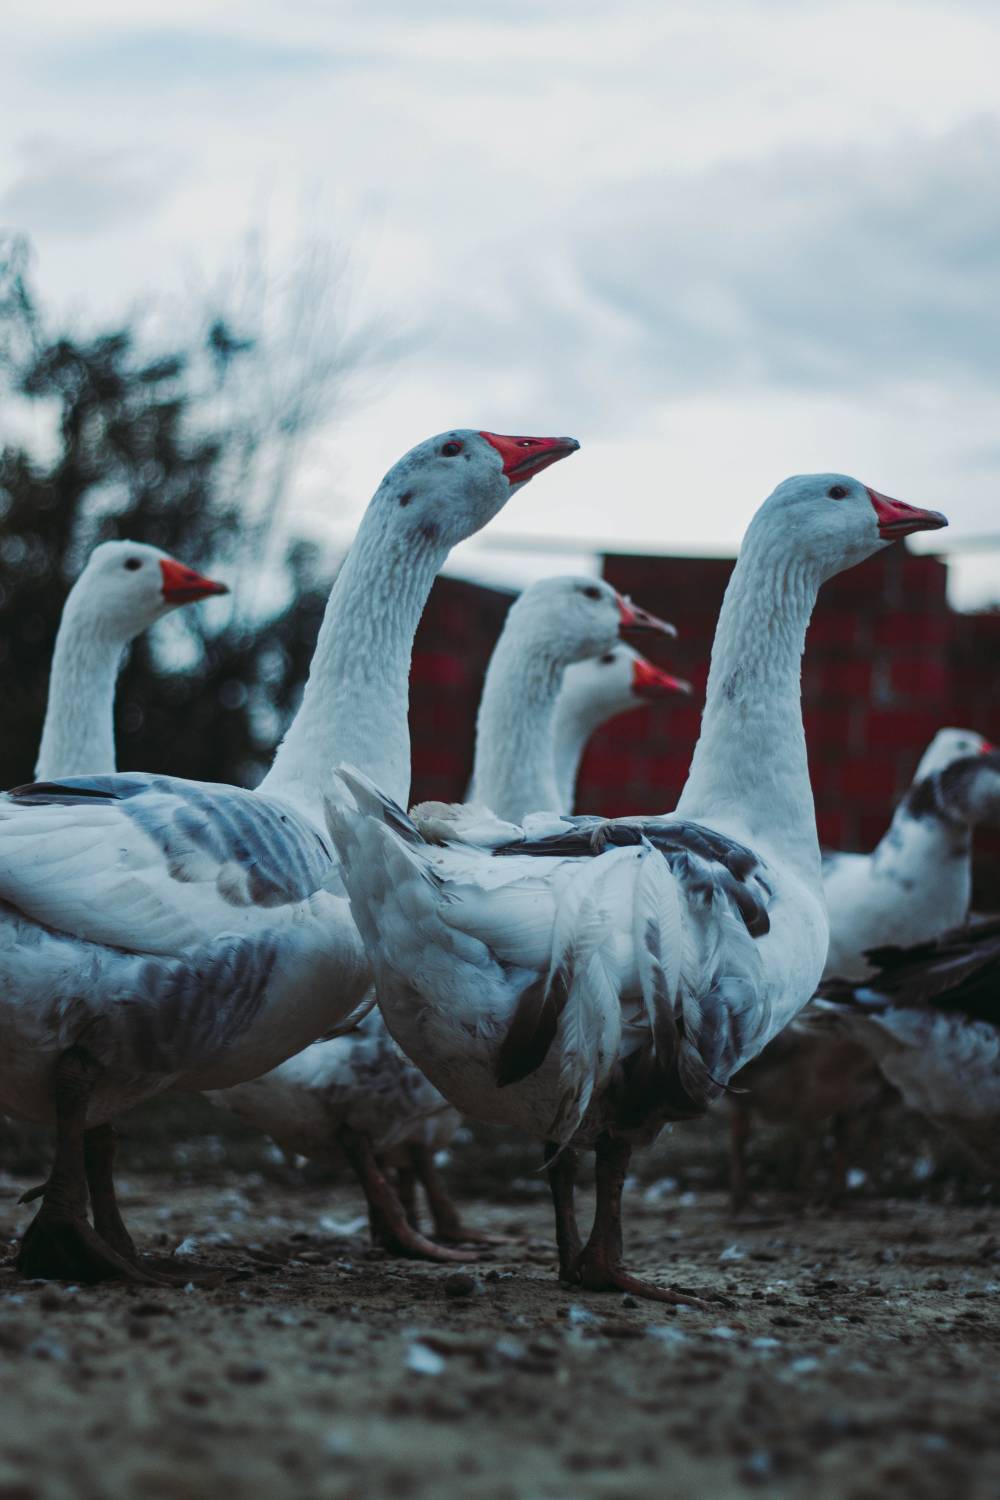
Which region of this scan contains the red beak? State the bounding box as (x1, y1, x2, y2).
(631, 655, 692, 700)
(866, 487, 948, 540)
(479, 432, 580, 486)
(160, 558, 229, 605)
(617, 594, 677, 639)
(980, 740, 996, 755)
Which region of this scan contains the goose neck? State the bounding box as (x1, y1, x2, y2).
(551, 695, 611, 812)
(260, 511, 446, 817)
(35, 604, 124, 780)
(676, 525, 822, 881)
(472, 626, 564, 822)
(873, 797, 972, 885)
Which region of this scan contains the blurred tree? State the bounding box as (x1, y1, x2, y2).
(0, 235, 360, 789)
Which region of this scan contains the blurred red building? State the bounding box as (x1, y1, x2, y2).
(409, 549, 1000, 908)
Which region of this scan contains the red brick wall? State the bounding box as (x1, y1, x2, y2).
(408, 553, 1000, 908)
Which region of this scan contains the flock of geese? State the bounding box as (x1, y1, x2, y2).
(1, 428, 998, 1305)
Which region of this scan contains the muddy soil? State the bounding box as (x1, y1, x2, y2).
(0, 1163, 998, 1500)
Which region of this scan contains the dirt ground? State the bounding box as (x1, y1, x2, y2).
(1, 1147, 999, 1500)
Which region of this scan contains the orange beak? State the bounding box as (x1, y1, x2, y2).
(631, 655, 692, 700)
(865, 488, 948, 540)
(160, 558, 229, 605)
(616, 594, 677, 640)
(479, 432, 580, 485)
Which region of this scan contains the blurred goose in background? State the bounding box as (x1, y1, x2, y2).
(814, 916, 1000, 1168)
(730, 728, 1000, 1211)
(823, 728, 999, 982)
(327, 477, 947, 1304)
(35, 539, 228, 780)
(464, 577, 677, 823)
(0, 428, 578, 1283)
(210, 576, 683, 1261)
(553, 643, 691, 811)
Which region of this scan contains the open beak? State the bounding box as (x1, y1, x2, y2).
(479, 432, 580, 486)
(866, 487, 948, 540)
(631, 655, 692, 700)
(617, 594, 677, 640)
(160, 558, 230, 605)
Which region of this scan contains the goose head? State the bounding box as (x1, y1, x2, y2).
(375, 429, 579, 550)
(751, 474, 948, 580)
(562, 644, 692, 718)
(74, 540, 228, 639)
(507, 575, 676, 669)
(915, 728, 994, 781)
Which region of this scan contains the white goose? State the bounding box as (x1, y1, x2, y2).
(0, 428, 578, 1282)
(553, 644, 691, 812)
(823, 728, 999, 981)
(327, 476, 947, 1303)
(730, 728, 1000, 1207)
(465, 578, 678, 823)
(35, 540, 228, 780)
(209, 577, 683, 1259)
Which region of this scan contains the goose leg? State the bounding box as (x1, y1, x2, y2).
(17, 1048, 154, 1285)
(571, 1133, 709, 1308)
(84, 1124, 140, 1264)
(336, 1125, 471, 1263)
(409, 1143, 510, 1246)
(392, 1158, 421, 1231)
(545, 1140, 582, 1281)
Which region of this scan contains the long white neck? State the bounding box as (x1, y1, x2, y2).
(551, 694, 624, 812)
(260, 510, 447, 821)
(35, 599, 126, 779)
(471, 623, 565, 823)
(676, 522, 822, 884)
(871, 799, 972, 908)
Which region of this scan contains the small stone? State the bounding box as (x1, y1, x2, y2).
(442, 1273, 478, 1299)
(131, 1301, 173, 1318)
(226, 1363, 269, 1385)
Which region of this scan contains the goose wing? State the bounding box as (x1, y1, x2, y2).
(329, 770, 777, 1142)
(819, 917, 1000, 1026)
(0, 773, 337, 955)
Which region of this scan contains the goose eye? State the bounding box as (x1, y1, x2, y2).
(827, 484, 849, 500)
(123, 558, 142, 571)
(440, 440, 463, 457)
(582, 585, 602, 601)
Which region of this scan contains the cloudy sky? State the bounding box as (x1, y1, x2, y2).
(2, 0, 998, 602)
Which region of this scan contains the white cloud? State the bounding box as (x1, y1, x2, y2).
(0, 0, 998, 605)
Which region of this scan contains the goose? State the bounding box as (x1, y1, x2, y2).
(814, 915, 1000, 1169)
(34, 540, 228, 780)
(460, 576, 678, 825)
(729, 729, 1000, 1208)
(0, 428, 578, 1283)
(208, 576, 682, 1259)
(823, 728, 999, 982)
(553, 644, 691, 812)
(326, 475, 947, 1304)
